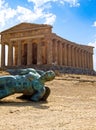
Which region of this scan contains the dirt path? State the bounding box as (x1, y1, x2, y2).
(0, 74, 96, 130)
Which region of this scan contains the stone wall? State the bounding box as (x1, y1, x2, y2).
(1, 65, 96, 76)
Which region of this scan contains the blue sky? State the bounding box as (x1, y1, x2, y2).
(0, 0, 96, 70)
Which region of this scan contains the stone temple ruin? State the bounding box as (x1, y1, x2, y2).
(0, 23, 94, 71)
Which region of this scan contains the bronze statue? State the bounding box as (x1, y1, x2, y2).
(0, 68, 55, 102)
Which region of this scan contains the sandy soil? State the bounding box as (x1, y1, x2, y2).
(0, 73, 96, 130)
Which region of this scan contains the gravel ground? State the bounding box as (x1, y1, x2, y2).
(0, 73, 96, 130)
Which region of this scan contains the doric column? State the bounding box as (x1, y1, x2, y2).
(52, 40, 55, 64)
(71, 46, 75, 67)
(1, 43, 5, 67)
(78, 49, 82, 68)
(37, 42, 42, 65)
(59, 42, 63, 65)
(55, 40, 58, 65)
(47, 38, 53, 64)
(89, 53, 92, 69)
(27, 40, 32, 65)
(87, 52, 93, 69)
(80, 50, 83, 68)
(81, 50, 84, 68)
(52, 39, 58, 65)
(42, 43, 47, 64)
(17, 40, 22, 66)
(84, 51, 87, 69)
(86, 52, 89, 69)
(62, 44, 64, 65)
(80, 49, 82, 68)
(63, 43, 67, 66)
(75, 48, 79, 68)
(14, 45, 18, 66)
(73, 47, 76, 67)
(86, 51, 88, 69)
(57, 41, 60, 65)
(89, 52, 91, 69)
(89, 53, 93, 70)
(88, 53, 90, 69)
(67, 44, 72, 66)
(8, 42, 13, 66)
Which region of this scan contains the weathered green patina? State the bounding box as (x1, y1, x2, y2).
(0, 68, 55, 101)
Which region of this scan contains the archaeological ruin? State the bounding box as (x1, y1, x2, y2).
(0, 23, 94, 70)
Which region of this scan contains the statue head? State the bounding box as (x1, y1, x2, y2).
(40, 70, 55, 82)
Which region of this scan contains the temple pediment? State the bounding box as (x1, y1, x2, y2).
(1, 22, 52, 34)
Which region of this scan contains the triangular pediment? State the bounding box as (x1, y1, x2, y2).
(1, 22, 50, 33)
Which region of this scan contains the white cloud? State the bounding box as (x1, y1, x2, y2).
(28, 0, 80, 7)
(0, 0, 80, 31)
(16, 6, 42, 22)
(93, 21, 96, 27)
(16, 5, 56, 25)
(88, 41, 96, 70)
(28, 0, 55, 7)
(44, 13, 56, 24)
(0, 0, 16, 27)
(59, 0, 80, 7)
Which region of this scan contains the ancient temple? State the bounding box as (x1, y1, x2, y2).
(0, 22, 94, 70)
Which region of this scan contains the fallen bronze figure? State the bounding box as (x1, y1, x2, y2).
(0, 68, 55, 102)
